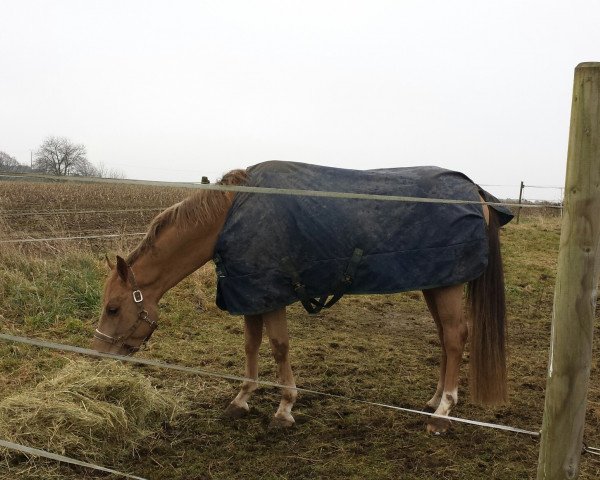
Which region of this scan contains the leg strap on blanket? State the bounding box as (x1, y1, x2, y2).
(282, 248, 363, 314)
(213, 254, 226, 278)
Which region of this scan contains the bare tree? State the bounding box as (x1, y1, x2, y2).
(34, 136, 98, 176)
(96, 161, 125, 179)
(0, 151, 29, 172)
(74, 158, 100, 177)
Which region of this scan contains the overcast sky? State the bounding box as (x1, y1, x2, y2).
(1, 1, 598, 201)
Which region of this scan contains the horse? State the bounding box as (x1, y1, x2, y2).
(92, 161, 512, 434)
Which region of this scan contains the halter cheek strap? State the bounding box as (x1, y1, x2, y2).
(94, 264, 158, 355)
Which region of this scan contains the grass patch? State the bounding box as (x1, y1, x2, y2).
(0, 248, 102, 329)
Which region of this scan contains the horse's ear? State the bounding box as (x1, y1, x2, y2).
(116, 255, 129, 283)
(105, 254, 115, 270)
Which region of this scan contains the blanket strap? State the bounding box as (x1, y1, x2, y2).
(213, 254, 226, 278)
(281, 257, 323, 313)
(282, 248, 363, 314)
(321, 248, 363, 309)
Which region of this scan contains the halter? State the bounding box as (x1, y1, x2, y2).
(93, 264, 158, 355)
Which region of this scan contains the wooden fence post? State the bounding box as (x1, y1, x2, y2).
(536, 63, 600, 479)
(517, 181, 525, 223)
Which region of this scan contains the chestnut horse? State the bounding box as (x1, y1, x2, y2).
(92, 166, 508, 434)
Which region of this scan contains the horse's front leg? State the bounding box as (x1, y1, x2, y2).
(224, 314, 263, 418)
(264, 307, 297, 428)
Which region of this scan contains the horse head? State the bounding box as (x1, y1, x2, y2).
(92, 255, 158, 355)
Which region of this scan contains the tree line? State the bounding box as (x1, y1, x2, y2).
(0, 136, 123, 178)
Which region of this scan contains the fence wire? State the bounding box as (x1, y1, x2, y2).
(0, 175, 563, 246)
(0, 439, 147, 479)
(0, 207, 166, 217)
(0, 332, 540, 437)
(0, 172, 563, 209)
(0, 233, 145, 244)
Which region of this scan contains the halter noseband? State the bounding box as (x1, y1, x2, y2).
(94, 263, 158, 355)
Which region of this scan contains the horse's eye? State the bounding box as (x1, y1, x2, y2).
(106, 306, 119, 316)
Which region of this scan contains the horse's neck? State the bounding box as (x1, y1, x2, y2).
(132, 216, 226, 301)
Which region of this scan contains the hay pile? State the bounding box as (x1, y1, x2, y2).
(0, 360, 177, 463)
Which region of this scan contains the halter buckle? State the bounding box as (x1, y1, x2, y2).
(132, 290, 144, 303)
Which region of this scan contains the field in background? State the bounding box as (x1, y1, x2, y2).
(0, 180, 598, 480)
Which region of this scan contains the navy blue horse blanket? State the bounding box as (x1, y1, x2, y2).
(214, 161, 513, 315)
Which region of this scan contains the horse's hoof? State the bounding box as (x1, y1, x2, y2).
(223, 402, 249, 419)
(269, 415, 295, 429)
(422, 405, 436, 413)
(426, 416, 451, 434)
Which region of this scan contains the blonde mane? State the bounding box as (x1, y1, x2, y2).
(127, 169, 248, 264)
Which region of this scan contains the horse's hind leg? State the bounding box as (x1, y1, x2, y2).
(264, 307, 297, 428)
(425, 284, 468, 434)
(224, 314, 264, 418)
(422, 289, 446, 412)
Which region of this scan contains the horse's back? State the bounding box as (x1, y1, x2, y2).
(214, 161, 512, 315)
